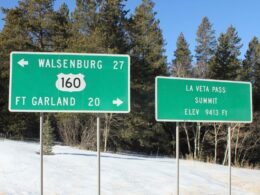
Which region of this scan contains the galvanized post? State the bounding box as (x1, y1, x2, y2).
(176, 122, 179, 195)
(97, 117, 100, 195)
(40, 113, 43, 195)
(228, 125, 231, 195)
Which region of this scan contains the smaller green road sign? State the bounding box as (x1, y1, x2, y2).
(156, 77, 252, 123)
(9, 52, 130, 113)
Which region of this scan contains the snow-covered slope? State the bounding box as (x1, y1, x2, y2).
(0, 140, 259, 195)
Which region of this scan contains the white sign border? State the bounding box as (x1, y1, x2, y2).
(155, 76, 253, 123)
(9, 51, 130, 113)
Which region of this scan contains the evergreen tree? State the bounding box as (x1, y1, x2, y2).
(241, 37, 259, 81)
(209, 33, 229, 79)
(20, 0, 55, 51)
(69, 0, 128, 53)
(226, 26, 242, 57)
(209, 26, 242, 80)
(69, 0, 130, 151)
(194, 17, 216, 78)
(69, 0, 98, 52)
(52, 3, 72, 51)
(209, 27, 242, 165)
(72, 0, 98, 36)
(172, 33, 192, 77)
(129, 0, 166, 84)
(255, 44, 260, 110)
(121, 0, 168, 154)
(94, 0, 130, 151)
(193, 17, 216, 159)
(0, 1, 42, 137)
(0, 0, 68, 138)
(95, 0, 128, 53)
(56, 1, 98, 149)
(43, 117, 54, 155)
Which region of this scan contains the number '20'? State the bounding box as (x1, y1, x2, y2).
(88, 98, 100, 107)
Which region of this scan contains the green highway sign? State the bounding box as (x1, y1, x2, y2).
(9, 52, 130, 113)
(155, 77, 252, 123)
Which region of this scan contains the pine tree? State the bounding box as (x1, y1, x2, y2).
(69, 0, 98, 52)
(251, 40, 260, 111)
(226, 26, 242, 57)
(172, 33, 192, 77)
(52, 3, 72, 51)
(72, 0, 97, 36)
(171, 33, 194, 155)
(55, 1, 98, 149)
(209, 33, 229, 79)
(194, 17, 216, 78)
(209, 27, 243, 165)
(0, 1, 43, 138)
(129, 0, 166, 84)
(0, 0, 71, 138)
(95, 0, 130, 151)
(43, 117, 54, 155)
(69, 0, 129, 53)
(95, 0, 128, 53)
(121, 0, 168, 154)
(193, 18, 217, 158)
(20, 0, 55, 51)
(69, 0, 130, 151)
(241, 37, 258, 81)
(209, 26, 242, 80)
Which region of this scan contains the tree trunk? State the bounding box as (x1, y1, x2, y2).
(197, 122, 201, 159)
(194, 122, 201, 159)
(172, 134, 175, 156)
(234, 125, 240, 165)
(214, 124, 218, 163)
(194, 126, 197, 159)
(222, 140, 228, 165)
(222, 124, 236, 165)
(183, 123, 191, 154)
(103, 113, 113, 152)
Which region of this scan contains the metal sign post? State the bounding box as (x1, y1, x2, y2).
(228, 125, 231, 195)
(97, 117, 100, 195)
(40, 113, 43, 195)
(176, 122, 179, 195)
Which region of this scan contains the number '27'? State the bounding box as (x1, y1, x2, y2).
(113, 61, 124, 70)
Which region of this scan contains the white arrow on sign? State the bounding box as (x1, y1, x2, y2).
(113, 98, 123, 107)
(18, 59, 29, 67)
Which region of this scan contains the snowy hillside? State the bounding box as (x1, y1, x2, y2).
(0, 140, 259, 195)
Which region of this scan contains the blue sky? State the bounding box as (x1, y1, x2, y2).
(0, 0, 259, 63)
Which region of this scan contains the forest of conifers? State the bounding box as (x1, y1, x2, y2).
(0, 0, 259, 167)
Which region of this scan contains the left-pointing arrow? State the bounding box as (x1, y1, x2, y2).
(18, 59, 29, 67)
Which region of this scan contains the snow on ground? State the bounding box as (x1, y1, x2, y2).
(0, 140, 259, 195)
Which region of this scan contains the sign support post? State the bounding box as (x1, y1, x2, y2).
(176, 122, 179, 195)
(228, 125, 231, 195)
(40, 113, 43, 195)
(97, 117, 100, 195)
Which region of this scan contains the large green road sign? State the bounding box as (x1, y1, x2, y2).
(156, 77, 252, 123)
(9, 52, 130, 113)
